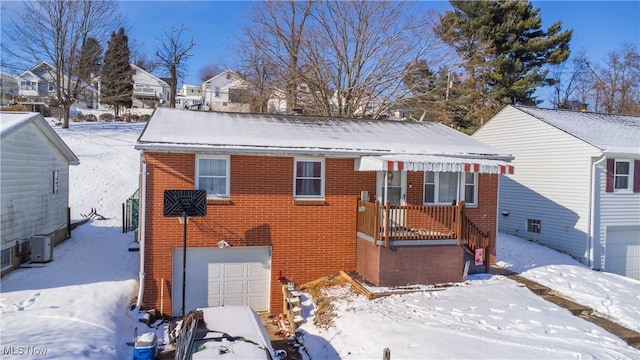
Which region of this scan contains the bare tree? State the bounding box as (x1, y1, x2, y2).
(242, 0, 314, 114)
(156, 25, 195, 108)
(549, 51, 590, 110)
(583, 44, 640, 114)
(237, 40, 281, 113)
(199, 64, 223, 83)
(2, 0, 123, 128)
(309, 2, 447, 118)
(240, 1, 447, 118)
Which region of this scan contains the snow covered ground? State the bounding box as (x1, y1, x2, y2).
(0, 120, 638, 359)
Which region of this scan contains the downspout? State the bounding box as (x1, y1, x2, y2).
(135, 153, 148, 309)
(587, 156, 607, 269)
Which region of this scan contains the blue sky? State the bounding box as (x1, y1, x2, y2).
(118, 1, 639, 91)
(2, 1, 639, 104)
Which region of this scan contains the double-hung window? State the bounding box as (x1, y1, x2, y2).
(294, 158, 324, 198)
(614, 160, 632, 192)
(424, 171, 477, 206)
(196, 156, 229, 198)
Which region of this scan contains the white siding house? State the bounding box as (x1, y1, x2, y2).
(1, 112, 79, 276)
(175, 84, 204, 110)
(129, 64, 170, 109)
(473, 105, 640, 279)
(201, 70, 251, 113)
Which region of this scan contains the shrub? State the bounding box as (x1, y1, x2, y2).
(50, 107, 65, 119)
(99, 113, 115, 121)
(85, 114, 97, 122)
(139, 114, 151, 121)
(5, 104, 28, 111)
(39, 106, 52, 117)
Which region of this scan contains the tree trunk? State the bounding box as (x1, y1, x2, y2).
(170, 64, 177, 108)
(62, 103, 71, 129)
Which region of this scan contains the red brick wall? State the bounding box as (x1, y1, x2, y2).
(142, 152, 499, 316)
(465, 174, 499, 265)
(357, 238, 464, 287)
(378, 244, 464, 286)
(142, 153, 376, 316)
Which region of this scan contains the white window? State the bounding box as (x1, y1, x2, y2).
(214, 86, 220, 97)
(20, 81, 36, 90)
(196, 156, 230, 198)
(48, 82, 55, 91)
(294, 158, 324, 198)
(614, 160, 632, 192)
(463, 172, 477, 205)
(1, 248, 11, 270)
(527, 219, 541, 233)
(424, 171, 477, 206)
(52, 170, 59, 194)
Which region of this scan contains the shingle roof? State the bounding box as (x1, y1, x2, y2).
(136, 108, 512, 160)
(515, 106, 640, 155)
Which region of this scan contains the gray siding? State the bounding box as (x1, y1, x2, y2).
(593, 162, 640, 270)
(474, 106, 601, 264)
(1, 121, 70, 250)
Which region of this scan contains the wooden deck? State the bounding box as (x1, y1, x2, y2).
(356, 200, 489, 253)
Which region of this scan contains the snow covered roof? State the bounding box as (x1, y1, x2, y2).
(136, 108, 513, 161)
(1, 112, 80, 165)
(515, 106, 640, 155)
(202, 69, 244, 85)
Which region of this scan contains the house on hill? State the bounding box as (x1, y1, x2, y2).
(16, 61, 98, 110)
(201, 70, 251, 113)
(473, 105, 640, 280)
(130, 64, 171, 109)
(176, 84, 204, 110)
(1, 112, 79, 276)
(135, 108, 513, 317)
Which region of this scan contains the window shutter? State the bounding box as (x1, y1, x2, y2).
(605, 158, 615, 193)
(634, 160, 640, 193)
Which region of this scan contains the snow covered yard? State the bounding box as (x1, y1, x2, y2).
(1, 121, 143, 359)
(0, 120, 638, 359)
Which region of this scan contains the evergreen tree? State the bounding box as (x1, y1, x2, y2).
(78, 37, 103, 84)
(101, 27, 133, 117)
(436, 0, 572, 126)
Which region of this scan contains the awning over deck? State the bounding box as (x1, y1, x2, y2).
(356, 155, 514, 175)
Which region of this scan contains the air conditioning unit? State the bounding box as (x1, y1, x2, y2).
(30, 235, 53, 263)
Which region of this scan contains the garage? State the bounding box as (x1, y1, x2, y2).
(172, 246, 271, 315)
(604, 226, 640, 280)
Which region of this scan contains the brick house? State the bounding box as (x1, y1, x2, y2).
(135, 108, 513, 317)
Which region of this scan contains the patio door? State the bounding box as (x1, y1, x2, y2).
(377, 171, 407, 229)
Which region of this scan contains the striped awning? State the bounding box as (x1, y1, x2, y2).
(356, 155, 514, 175)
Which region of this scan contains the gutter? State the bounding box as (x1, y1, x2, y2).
(135, 153, 148, 309)
(134, 143, 514, 161)
(587, 155, 607, 269)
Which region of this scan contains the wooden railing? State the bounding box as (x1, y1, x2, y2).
(356, 199, 491, 252)
(462, 216, 490, 255)
(357, 200, 466, 247)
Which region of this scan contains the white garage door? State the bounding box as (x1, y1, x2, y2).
(172, 246, 271, 316)
(605, 226, 640, 280)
